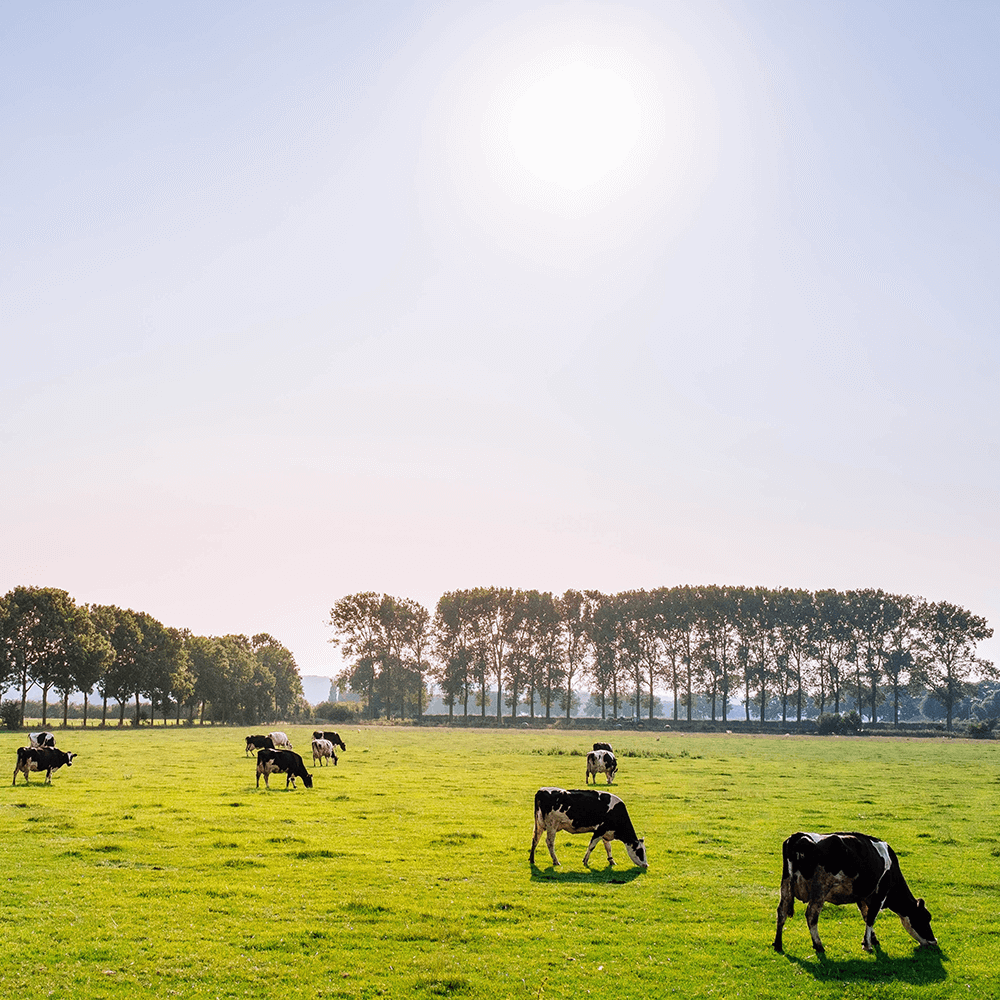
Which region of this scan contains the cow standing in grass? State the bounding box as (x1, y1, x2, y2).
(313, 730, 347, 751)
(773, 831, 937, 954)
(530, 787, 647, 868)
(312, 738, 338, 767)
(585, 749, 617, 785)
(245, 735, 275, 756)
(13, 747, 76, 785)
(256, 749, 313, 789)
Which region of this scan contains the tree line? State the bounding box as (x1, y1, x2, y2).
(328, 586, 995, 730)
(0, 586, 304, 727)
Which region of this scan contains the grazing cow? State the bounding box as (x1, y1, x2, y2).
(592, 742, 614, 752)
(29, 731, 57, 748)
(773, 831, 937, 954)
(311, 738, 338, 767)
(256, 748, 313, 789)
(530, 787, 647, 868)
(268, 731, 292, 749)
(586, 749, 617, 785)
(312, 730, 347, 751)
(13, 746, 76, 785)
(245, 734, 275, 756)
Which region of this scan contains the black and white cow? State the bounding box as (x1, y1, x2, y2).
(586, 749, 617, 785)
(773, 831, 937, 954)
(245, 734, 275, 756)
(13, 746, 76, 785)
(530, 787, 647, 868)
(268, 731, 292, 749)
(29, 731, 57, 748)
(592, 742, 614, 753)
(312, 730, 347, 751)
(311, 738, 338, 767)
(256, 748, 313, 789)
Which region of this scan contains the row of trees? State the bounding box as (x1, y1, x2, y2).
(328, 586, 994, 730)
(0, 586, 304, 727)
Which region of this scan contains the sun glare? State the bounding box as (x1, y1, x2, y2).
(507, 60, 643, 191)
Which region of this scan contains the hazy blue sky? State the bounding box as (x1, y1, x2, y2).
(3, 1, 998, 678)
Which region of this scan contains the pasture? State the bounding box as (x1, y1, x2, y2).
(1, 726, 997, 999)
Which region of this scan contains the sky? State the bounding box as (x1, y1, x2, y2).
(3, 0, 998, 680)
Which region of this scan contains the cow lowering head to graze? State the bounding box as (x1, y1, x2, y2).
(13, 746, 76, 785)
(530, 787, 647, 869)
(268, 731, 292, 749)
(592, 742, 613, 753)
(313, 730, 347, 751)
(245, 734, 275, 756)
(585, 749, 617, 785)
(311, 738, 338, 767)
(29, 731, 56, 749)
(256, 748, 313, 789)
(773, 831, 937, 955)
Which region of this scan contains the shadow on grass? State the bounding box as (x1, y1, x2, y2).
(781, 945, 946, 985)
(529, 863, 646, 885)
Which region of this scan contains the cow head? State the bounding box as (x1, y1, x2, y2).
(625, 837, 648, 868)
(900, 899, 936, 947)
(301, 772, 314, 789)
(65, 752, 76, 766)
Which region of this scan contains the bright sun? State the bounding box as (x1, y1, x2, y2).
(506, 60, 643, 191)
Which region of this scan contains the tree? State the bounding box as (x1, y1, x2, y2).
(0, 587, 97, 726)
(434, 590, 476, 718)
(813, 590, 854, 715)
(558, 590, 591, 720)
(586, 592, 622, 719)
(187, 635, 226, 724)
(329, 593, 430, 720)
(253, 633, 303, 720)
(133, 613, 188, 726)
(329, 593, 385, 719)
(921, 601, 994, 731)
(91, 605, 143, 725)
(59, 604, 112, 726)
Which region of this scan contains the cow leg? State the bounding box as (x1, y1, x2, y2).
(602, 836, 615, 864)
(530, 823, 541, 864)
(773, 878, 795, 952)
(45, 768, 53, 784)
(805, 900, 826, 952)
(582, 834, 613, 866)
(858, 899, 880, 952)
(546, 829, 561, 866)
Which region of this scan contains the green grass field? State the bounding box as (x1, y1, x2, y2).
(1, 726, 997, 999)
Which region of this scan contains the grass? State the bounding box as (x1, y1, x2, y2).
(1, 726, 997, 998)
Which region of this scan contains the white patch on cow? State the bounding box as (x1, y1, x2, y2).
(872, 840, 892, 875)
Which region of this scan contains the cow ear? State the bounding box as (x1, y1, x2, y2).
(916, 898, 925, 908)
